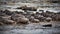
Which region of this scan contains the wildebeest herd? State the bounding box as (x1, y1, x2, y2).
(0, 6, 60, 26)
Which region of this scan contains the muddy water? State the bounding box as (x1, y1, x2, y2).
(0, 22, 60, 34)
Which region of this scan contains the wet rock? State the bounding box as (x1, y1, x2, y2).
(3, 19, 16, 25)
(45, 17, 52, 22)
(11, 14, 29, 24)
(2, 16, 11, 20)
(38, 16, 46, 22)
(11, 14, 25, 21)
(0, 10, 6, 16)
(52, 14, 60, 21)
(34, 15, 44, 19)
(4, 9, 13, 15)
(16, 17, 29, 24)
(0, 16, 11, 25)
(41, 12, 53, 17)
(30, 18, 40, 23)
(0, 17, 16, 25)
(0, 17, 5, 22)
(0, 10, 4, 13)
(32, 14, 46, 22)
(0, 22, 4, 25)
(33, 19, 40, 23)
(0, 13, 6, 16)
(29, 16, 34, 19)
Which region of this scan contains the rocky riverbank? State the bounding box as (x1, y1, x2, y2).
(0, 8, 60, 25)
(0, 7, 60, 34)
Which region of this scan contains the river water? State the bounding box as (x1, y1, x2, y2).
(0, 22, 60, 34)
